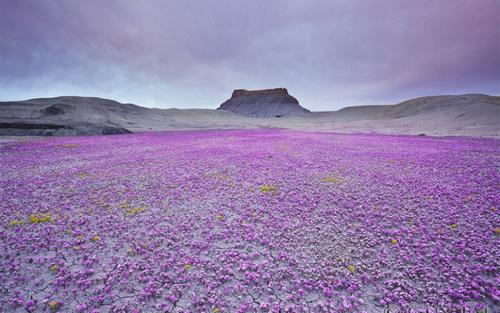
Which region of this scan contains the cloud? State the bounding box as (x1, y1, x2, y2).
(1, 0, 498, 110)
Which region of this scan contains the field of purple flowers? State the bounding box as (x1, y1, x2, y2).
(0, 130, 498, 312)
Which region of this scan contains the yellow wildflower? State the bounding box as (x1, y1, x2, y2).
(127, 206, 146, 216)
(391, 239, 398, 245)
(9, 220, 23, 227)
(347, 264, 356, 273)
(49, 265, 58, 274)
(217, 213, 223, 221)
(451, 223, 458, 230)
(29, 212, 52, 224)
(49, 301, 59, 312)
(214, 307, 221, 313)
(184, 264, 191, 271)
(322, 177, 340, 184)
(29, 214, 40, 224)
(41, 213, 51, 223)
(261, 184, 277, 193)
(92, 235, 100, 242)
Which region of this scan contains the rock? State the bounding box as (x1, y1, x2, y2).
(217, 88, 310, 118)
(0, 121, 132, 136)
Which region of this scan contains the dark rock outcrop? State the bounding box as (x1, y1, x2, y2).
(217, 88, 310, 118)
(0, 121, 131, 136)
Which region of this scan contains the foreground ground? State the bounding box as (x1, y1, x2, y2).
(0, 130, 498, 312)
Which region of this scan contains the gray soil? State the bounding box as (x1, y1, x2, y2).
(0, 93, 498, 137)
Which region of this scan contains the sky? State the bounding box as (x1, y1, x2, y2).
(0, 0, 498, 111)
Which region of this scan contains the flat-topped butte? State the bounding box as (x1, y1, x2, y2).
(218, 88, 310, 118)
(231, 88, 290, 98)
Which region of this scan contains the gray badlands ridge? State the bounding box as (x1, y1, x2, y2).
(0, 90, 498, 137)
(218, 88, 310, 117)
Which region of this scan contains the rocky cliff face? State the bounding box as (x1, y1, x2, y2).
(217, 88, 310, 118)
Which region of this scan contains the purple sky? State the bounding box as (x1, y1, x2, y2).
(1, 0, 498, 110)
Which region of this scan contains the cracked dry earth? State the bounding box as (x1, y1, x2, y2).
(0, 130, 498, 313)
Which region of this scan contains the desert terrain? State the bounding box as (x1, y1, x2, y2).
(1, 130, 498, 312)
(1, 91, 499, 312)
(1, 93, 498, 138)
(2, 0, 499, 312)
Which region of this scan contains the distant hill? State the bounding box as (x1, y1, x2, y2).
(305, 94, 499, 137)
(217, 88, 310, 118)
(0, 97, 137, 136)
(0, 93, 498, 137)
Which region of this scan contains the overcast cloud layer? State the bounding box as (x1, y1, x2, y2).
(1, 0, 498, 110)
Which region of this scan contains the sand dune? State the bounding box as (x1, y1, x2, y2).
(0, 94, 498, 137)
